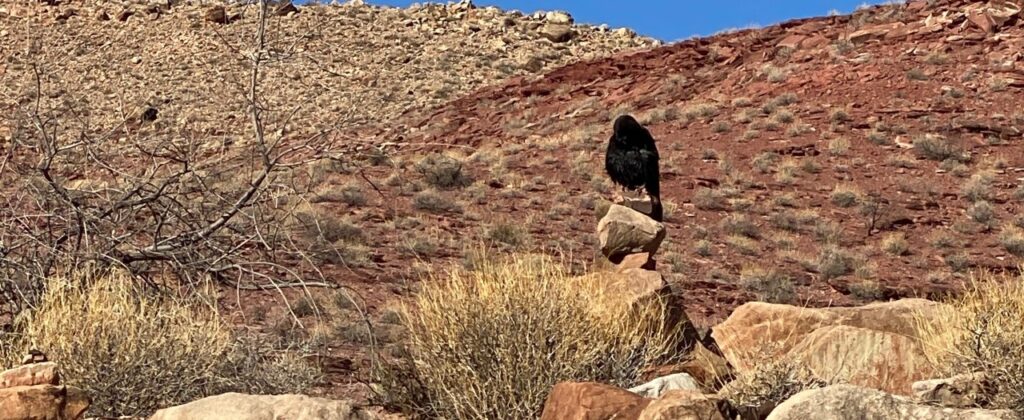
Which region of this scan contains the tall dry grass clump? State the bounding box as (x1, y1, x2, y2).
(916, 270, 1024, 412)
(2, 269, 318, 417)
(378, 254, 681, 420)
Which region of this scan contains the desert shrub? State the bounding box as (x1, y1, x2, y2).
(720, 343, 827, 415)
(413, 190, 462, 213)
(999, 226, 1024, 257)
(830, 185, 860, 208)
(740, 267, 795, 303)
(416, 154, 473, 190)
(721, 214, 761, 239)
(3, 269, 318, 417)
(828, 137, 851, 155)
(968, 201, 996, 226)
(913, 135, 965, 162)
(817, 245, 855, 280)
(486, 223, 529, 247)
(881, 233, 910, 256)
(962, 172, 993, 203)
(917, 272, 1024, 412)
(694, 188, 729, 211)
(376, 255, 681, 419)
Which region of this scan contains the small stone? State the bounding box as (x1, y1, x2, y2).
(544, 10, 573, 24)
(131, 56, 143, 64)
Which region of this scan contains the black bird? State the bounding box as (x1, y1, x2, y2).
(605, 115, 663, 222)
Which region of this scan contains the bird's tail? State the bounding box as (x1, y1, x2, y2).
(650, 194, 664, 222)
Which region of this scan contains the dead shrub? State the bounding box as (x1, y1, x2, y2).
(416, 154, 473, 190)
(916, 272, 1024, 412)
(375, 254, 681, 419)
(2, 269, 318, 417)
(720, 343, 827, 415)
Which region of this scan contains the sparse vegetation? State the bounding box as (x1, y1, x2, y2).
(416, 154, 474, 190)
(413, 190, 462, 214)
(881, 233, 910, 256)
(828, 137, 851, 155)
(817, 245, 855, 280)
(913, 135, 965, 162)
(740, 267, 795, 303)
(694, 188, 729, 211)
(721, 343, 826, 414)
(999, 226, 1024, 257)
(830, 185, 861, 208)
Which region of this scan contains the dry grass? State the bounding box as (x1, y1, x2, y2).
(830, 184, 861, 208)
(2, 269, 318, 417)
(881, 233, 910, 256)
(720, 342, 826, 415)
(740, 267, 795, 304)
(913, 135, 965, 162)
(999, 226, 1024, 257)
(916, 272, 1024, 412)
(377, 254, 682, 419)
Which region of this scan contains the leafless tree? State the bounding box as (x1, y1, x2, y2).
(0, 1, 362, 323)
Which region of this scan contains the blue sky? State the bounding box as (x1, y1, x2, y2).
(322, 1, 890, 41)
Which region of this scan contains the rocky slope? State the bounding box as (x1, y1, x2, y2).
(361, 0, 1024, 326)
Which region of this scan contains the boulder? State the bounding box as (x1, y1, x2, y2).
(149, 393, 377, 420)
(629, 373, 701, 398)
(539, 23, 574, 43)
(0, 384, 89, 420)
(638, 390, 736, 420)
(766, 384, 1017, 420)
(789, 325, 933, 394)
(540, 382, 651, 420)
(912, 373, 995, 409)
(0, 362, 60, 388)
(711, 299, 945, 395)
(544, 10, 573, 24)
(598, 204, 666, 264)
(617, 253, 654, 271)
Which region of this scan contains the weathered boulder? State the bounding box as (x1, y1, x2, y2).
(598, 204, 666, 264)
(0, 362, 61, 388)
(539, 23, 574, 43)
(629, 373, 701, 399)
(149, 393, 377, 420)
(0, 384, 89, 420)
(638, 390, 736, 420)
(913, 373, 995, 409)
(789, 325, 932, 394)
(540, 382, 650, 420)
(711, 299, 944, 394)
(766, 384, 1018, 420)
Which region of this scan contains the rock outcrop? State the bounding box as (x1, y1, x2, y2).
(766, 384, 1018, 420)
(0, 354, 89, 420)
(711, 299, 944, 394)
(149, 393, 377, 420)
(540, 382, 651, 420)
(629, 373, 701, 399)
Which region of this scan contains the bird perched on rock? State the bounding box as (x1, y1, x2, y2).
(605, 114, 663, 222)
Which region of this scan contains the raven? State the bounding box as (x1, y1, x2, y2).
(605, 115, 663, 222)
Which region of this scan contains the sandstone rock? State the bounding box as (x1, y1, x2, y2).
(597, 204, 666, 264)
(540, 382, 650, 420)
(711, 299, 945, 395)
(789, 325, 932, 394)
(639, 390, 736, 420)
(617, 252, 654, 271)
(912, 373, 994, 409)
(766, 384, 1017, 420)
(149, 393, 377, 420)
(0, 362, 60, 388)
(629, 373, 701, 398)
(620, 196, 654, 215)
(0, 384, 90, 420)
(544, 10, 573, 25)
(587, 268, 700, 353)
(539, 23, 574, 43)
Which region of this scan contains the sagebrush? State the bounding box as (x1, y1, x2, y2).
(376, 254, 682, 419)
